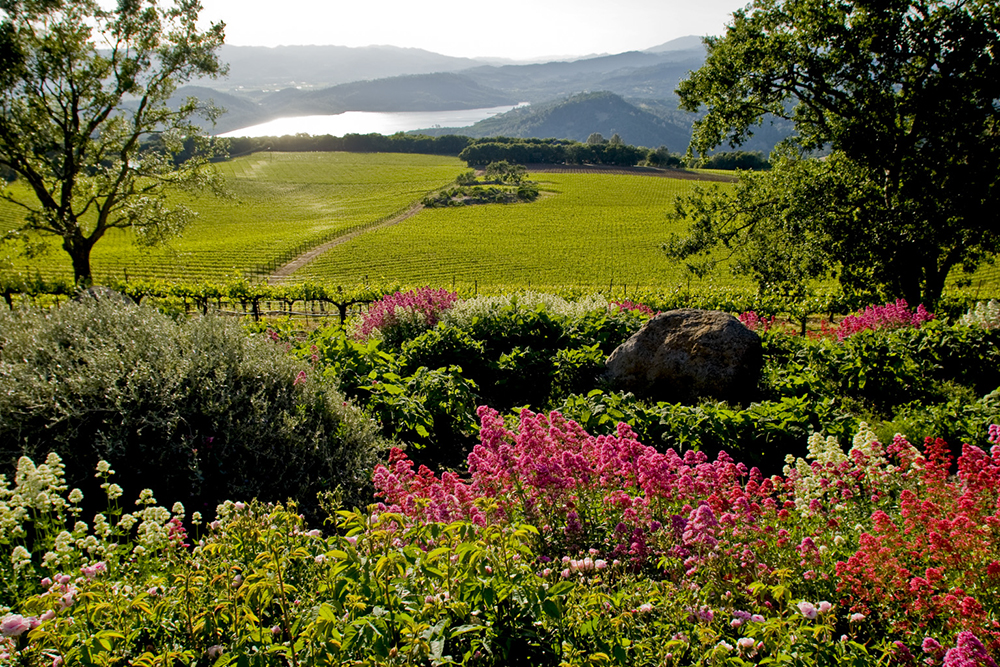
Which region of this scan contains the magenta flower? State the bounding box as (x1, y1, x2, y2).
(353, 287, 459, 341)
(836, 299, 934, 340)
(942, 632, 997, 667)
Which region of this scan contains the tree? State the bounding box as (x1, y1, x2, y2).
(0, 0, 227, 286)
(586, 132, 607, 145)
(484, 160, 527, 185)
(667, 0, 1000, 305)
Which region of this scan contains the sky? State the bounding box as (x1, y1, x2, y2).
(196, 0, 751, 60)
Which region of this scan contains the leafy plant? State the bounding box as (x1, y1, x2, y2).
(0, 300, 384, 519)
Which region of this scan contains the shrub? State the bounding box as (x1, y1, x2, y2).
(350, 287, 459, 346)
(0, 300, 384, 519)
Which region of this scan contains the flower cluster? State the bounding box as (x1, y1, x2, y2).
(739, 310, 776, 333)
(612, 300, 656, 317)
(836, 299, 934, 340)
(375, 405, 775, 570)
(350, 287, 459, 342)
(960, 300, 1000, 330)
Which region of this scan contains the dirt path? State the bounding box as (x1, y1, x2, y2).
(269, 203, 424, 283)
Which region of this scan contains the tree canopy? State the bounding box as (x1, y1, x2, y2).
(0, 0, 226, 286)
(667, 0, 1000, 305)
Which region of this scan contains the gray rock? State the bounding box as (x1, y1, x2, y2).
(603, 308, 762, 404)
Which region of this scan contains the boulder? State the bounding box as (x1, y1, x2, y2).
(603, 308, 762, 404)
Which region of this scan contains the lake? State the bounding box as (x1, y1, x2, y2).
(218, 104, 526, 138)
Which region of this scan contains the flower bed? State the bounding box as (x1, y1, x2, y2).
(6, 406, 997, 664)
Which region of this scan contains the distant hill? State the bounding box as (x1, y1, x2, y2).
(259, 73, 516, 116)
(460, 50, 701, 103)
(644, 36, 707, 53)
(125, 86, 268, 135)
(178, 37, 796, 154)
(414, 91, 694, 150)
(198, 44, 483, 91)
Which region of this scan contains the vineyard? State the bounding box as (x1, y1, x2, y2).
(2, 151, 998, 300)
(0, 152, 465, 283)
(293, 172, 728, 293)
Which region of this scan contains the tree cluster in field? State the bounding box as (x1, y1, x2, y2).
(422, 162, 540, 208)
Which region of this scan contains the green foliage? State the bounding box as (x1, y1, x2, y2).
(675, 0, 1000, 306)
(705, 151, 769, 171)
(663, 150, 866, 294)
(483, 161, 528, 185)
(361, 367, 480, 469)
(0, 0, 227, 285)
(0, 300, 385, 518)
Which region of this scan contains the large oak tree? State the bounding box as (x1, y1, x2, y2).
(0, 0, 226, 286)
(666, 0, 1000, 306)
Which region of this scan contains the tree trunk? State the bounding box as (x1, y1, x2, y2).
(922, 265, 949, 310)
(64, 236, 96, 287)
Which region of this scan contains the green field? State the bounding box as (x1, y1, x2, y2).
(0, 152, 466, 282)
(3, 151, 994, 296)
(293, 172, 734, 292)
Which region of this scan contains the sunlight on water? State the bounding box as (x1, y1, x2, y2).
(218, 104, 528, 138)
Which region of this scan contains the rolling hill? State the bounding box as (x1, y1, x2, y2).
(414, 92, 694, 150)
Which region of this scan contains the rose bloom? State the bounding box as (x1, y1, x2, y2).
(797, 601, 818, 619)
(1, 614, 31, 637)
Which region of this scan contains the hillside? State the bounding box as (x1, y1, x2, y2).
(189, 37, 795, 154)
(195, 44, 483, 91)
(414, 92, 693, 150)
(259, 73, 516, 116)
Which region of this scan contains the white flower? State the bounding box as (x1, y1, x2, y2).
(96, 460, 112, 475)
(10, 545, 31, 570)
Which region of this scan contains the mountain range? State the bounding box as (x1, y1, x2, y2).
(183, 37, 790, 154)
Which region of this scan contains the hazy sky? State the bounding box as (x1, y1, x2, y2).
(196, 0, 751, 60)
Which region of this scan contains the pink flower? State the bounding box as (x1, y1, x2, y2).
(638, 603, 653, 613)
(81, 561, 107, 579)
(850, 612, 865, 622)
(817, 601, 833, 614)
(942, 632, 997, 667)
(797, 601, 818, 620)
(0, 614, 31, 637)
